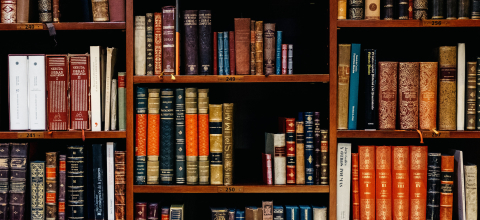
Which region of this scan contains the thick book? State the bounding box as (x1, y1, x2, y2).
(427, 153, 441, 220)
(146, 13, 154, 75)
(264, 23, 276, 75)
(118, 72, 126, 131)
(184, 10, 198, 75)
(337, 44, 351, 130)
(458, 0, 469, 18)
(299, 205, 312, 220)
(473, 0, 480, 18)
(105, 47, 117, 131)
(91, 0, 108, 21)
(376, 146, 392, 219)
(286, 118, 296, 184)
(314, 114, 321, 185)
(440, 155, 454, 220)
(348, 0, 364, 19)
(352, 153, 359, 220)
(255, 21, 263, 75)
(447, 0, 458, 18)
(114, 151, 126, 220)
(296, 112, 305, 184)
(91, 144, 106, 219)
(385, 0, 394, 19)
(464, 164, 477, 220)
(9, 143, 27, 220)
(305, 112, 315, 185)
(46, 152, 58, 220)
(160, 88, 175, 184)
(67, 146, 84, 219)
(312, 207, 327, 220)
(285, 206, 299, 220)
(378, 62, 398, 130)
(148, 203, 159, 220)
(8, 55, 28, 130)
(170, 204, 184, 220)
(218, 32, 224, 75)
(135, 16, 146, 76)
(274, 134, 286, 185)
(214, 32, 218, 75)
(223, 103, 234, 185)
(288, 45, 293, 74)
(419, 62, 438, 130)
(263, 201, 273, 220)
(413, 0, 428, 19)
(276, 31, 282, 75)
(262, 153, 273, 185)
(359, 145, 375, 220)
(250, 20, 256, 75)
(410, 146, 428, 220)
(210, 104, 223, 185)
(229, 31, 236, 75)
(347, 43, 361, 130)
(467, 62, 477, 130)
(223, 32, 230, 75)
(320, 130, 328, 185)
(336, 143, 351, 220)
(154, 12, 162, 75)
(31, 161, 45, 219)
(185, 88, 198, 185)
(27, 55, 46, 130)
(364, 49, 377, 129)
(38, 0, 52, 22)
(338, 0, 347, 19)
(392, 146, 410, 220)
(46, 55, 69, 131)
(163, 6, 176, 75)
(147, 88, 160, 185)
(432, 0, 445, 18)
(135, 87, 147, 185)
(90, 46, 103, 131)
(453, 150, 466, 220)
(1, 0, 16, 23)
(198, 89, 210, 185)
(439, 46, 457, 130)
(399, 62, 420, 130)
(458, 43, 466, 130)
(365, 0, 380, 19)
(106, 142, 115, 219)
(175, 88, 186, 184)
(69, 54, 90, 130)
(59, 154, 66, 220)
(236, 210, 245, 220)
(108, 0, 124, 21)
(199, 10, 212, 75)
(211, 208, 228, 220)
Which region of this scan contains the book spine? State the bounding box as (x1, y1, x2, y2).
(31, 161, 46, 219)
(233, 18, 250, 75)
(320, 130, 328, 185)
(352, 153, 359, 220)
(114, 151, 126, 220)
(170, 205, 184, 220)
(255, 21, 263, 75)
(154, 12, 163, 75)
(464, 165, 477, 220)
(161, 206, 169, 220)
(8, 56, 28, 130)
(118, 72, 126, 131)
(384, 0, 394, 19)
(223, 31, 230, 75)
(299, 206, 312, 220)
(336, 143, 351, 220)
(399, 0, 409, 19)
(313, 113, 321, 185)
(186, 88, 198, 185)
(409, 0, 414, 18)
(209, 104, 223, 185)
(135, 16, 146, 76)
(458, 43, 466, 130)
(473, 0, 480, 18)
(392, 146, 410, 220)
(250, 20, 256, 75)
(286, 118, 296, 184)
(378, 62, 398, 130)
(106, 143, 115, 219)
(160, 88, 175, 184)
(59, 155, 66, 220)
(337, 44, 351, 130)
(236, 211, 246, 220)
(198, 89, 210, 185)
(145, 13, 154, 75)
(288, 45, 293, 74)
(440, 156, 454, 220)
(304, 112, 314, 185)
(69, 55, 89, 130)
(218, 32, 224, 75)
(148, 203, 159, 220)
(413, 0, 428, 19)
(67, 146, 84, 219)
(147, 89, 160, 185)
(410, 146, 428, 220)
(104, 48, 115, 132)
(47, 55, 69, 131)
(460, 0, 470, 19)
(273, 207, 283, 220)
(38, 0, 52, 22)
(419, 62, 438, 130)
(263, 201, 273, 220)
(399, 62, 420, 130)
(1, 0, 16, 23)
(348, 0, 364, 19)
(199, 10, 212, 75)
(262, 153, 273, 185)
(91, 0, 109, 21)
(275, 31, 282, 75)
(295, 113, 305, 184)
(427, 153, 441, 220)
(184, 10, 198, 75)
(214, 32, 218, 75)
(467, 62, 477, 130)
(90, 47, 102, 131)
(223, 103, 234, 185)
(9, 143, 27, 220)
(229, 31, 236, 75)
(27, 55, 46, 131)
(16, 0, 28, 23)
(175, 0, 180, 76)
(274, 134, 286, 185)
(359, 145, 375, 220)
(135, 87, 147, 185)
(285, 206, 299, 220)
(432, 0, 445, 18)
(162, 6, 175, 74)
(447, 0, 458, 18)
(365, 0, 380, 19)
(376, 146, 392, 219)
(477, 58, 480, 129)
(175, 88, 186, 184)
(264, 23, 275, 75)
(338, 0, 347, 19)
(135, 202, 147, 220)
(364, 49, 377, 129)
(92, 144, 106, 219)
(46, 152, 57, 220)
(282, 44, 288, 75)
(108, 0, 124, 22)
(439, 46, 457, 130)
(348, 44, 361, 130)
(312, 207, 327, 220)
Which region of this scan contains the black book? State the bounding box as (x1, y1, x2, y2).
(184, 10, 199, 75)
(476, 58, 480, 130)
(364, 49, 377, 130)
(67, 145, 85, 219)
(427, 153, 441, 220)
(146, 13, 154, 75)
(398, 0, 409, 19)
(447, 0, 458, 18)
(198, 10, 212, 75)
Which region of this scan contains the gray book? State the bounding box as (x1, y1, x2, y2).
(464, 164, 477, 220)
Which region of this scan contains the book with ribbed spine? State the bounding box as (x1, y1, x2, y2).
(9, 143, 27, 220)
(313, 113, 321, 185)
(378, 62, 398, 130)
(264, 23, 275, 75)
(348, 44, 360, 130)
(114, 151, 126, 220)
(135, 202, 147, 220)
(170, 204, 184, 220)
(1, 0, 16, 23)
(146, 13, 154, 75)
(175, 88, 186, 184)
(376, 146, 392, 219)
(440, 155, 454, 220)
(299, 205, 312, 220)
(160, 88, 175, 184)
(337, 44, 351, 130)
(31, 161, 45, 219)
(218, 32, 224, 75)
(477, 58, 480, 129)
(67, 146, 84, 219)
(296, 112, 305, 185)
(439, 46, 457, 130)
(427, 153, 441, 220)
(320, 130, 328, 185)
(186, 88, 198, 185)
(59, 155, 66, 220)
(250, 20, 256, 75)
(466, 62, 477, 130)
(255, 21, 263, 75)
(419, 62, 438, 130)
(359, 145, 375, 220)
(154, 12, 163, 75)
(209, 104, 223, 185)
(286, 118, 296, 184)
(352, 153, 359, 220)
(38, 0, 52, 22)
(46, 152, 58, 220)
(223, 32, 230, 75)
(46, 55, 69, 131)
(135, 16, 146, 76)
(199, 10, 212, 75)
(223, 103, 234, 185)
(0, 144, 8, 220)
(91, 144, 106, 219)
(147, 88, 160, 185)
(184, 10, 198, 75)
(273, 206, 283, 220)
(410, 146, 428, 220)
(464, 164, 477, 220)
(337, 143, 351, 220)
(69, 54, 90, 130)
(162, 6, 175, 74)
(135, 87, 147, 185)
(285, 206, 299, 220)
(274, 134, 286, 185)
(304, 112, 314, 185)
(198, 89, 210, 184)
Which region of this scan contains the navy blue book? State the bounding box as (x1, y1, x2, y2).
(427, 153, 441, 220)
(135, 87, 147, 185)
(211, 207, 228, 220)
(235, 210, 245, 220)
(276, 31, 282, 75)
(364, 49, 377, 129)
(223, 31, 230, 75)
(285, 205, 299, 220)
(299, 205, 312, 220)
(160, 88, 175, 184)
(348, 43, 361, 130)
(304, 112, 315, 185)
(218, 32, 224, 75)
(273, 206, 284, 220)
(175, 88, 186, 184)
(199, 10, 212, 75)
(91, 144, 106, 219)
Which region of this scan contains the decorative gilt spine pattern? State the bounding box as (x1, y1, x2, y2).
(38, 0, 52, 22)
(92, 0, 109, 21)
(376, 146, 392, 220)
(223, 103, 234, 185)
(154, 13, 163, 75)
(378, 62, 398, 130)
(410, 146, 428, 220)
(440, 155, 454, 220)
(439, 46, 457, 130)
(399, 62, 420, 130)
(359, 146, 375, 220)
(338, 0, 347, 19)
(255, 21, 263, 75)
(392, 146, 409, 220)
(466, 62, 477, 130)
(337, 44, 351, 130)
(419, 62, 438, 130)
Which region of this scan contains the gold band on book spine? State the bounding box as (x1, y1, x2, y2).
(255, 21, 264, 75)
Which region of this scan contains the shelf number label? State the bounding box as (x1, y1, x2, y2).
(217, 186, 244, 193)
(17, 24, 43, 30)
(422, 131, 450, 138)
(218, 76, 244, 82)
(423, 20, 450, 27)
(17, 132, 44, 139)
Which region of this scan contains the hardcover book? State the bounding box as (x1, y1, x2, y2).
(234, 18, 251, 75)
(223, 32, 230, 75)
(296, 112, 305, 184)
(0, 144, 7, 220)
(384, 0, 394, 19)
(255, 21, 263, 75)
(46, 55, 69, 131)
(147, 88, 160, 185)
(378, 62, 398, 130)
(229, 31, 235, 75)
(218, 32, 224, 75)
(17, 0, 28, 23)
(264, 23, 276, 75)
(276, 31, 282, 75)
(262, 153, 273, 185)
(186, 88, 198, 185)
(305, 112, 315, 185)
(288, 45, 293, 74)
(399, 62, 420, 130)
(135, 202, 147, 220)
(458, 43, 466, 131)
(148, 203, 159, 220)
(464, 164, 477, 220)
(108, 0, 124, 21)
(70, 54, 90, 130)
(263, 201, 273, 220)
(466, 62, 477, 130)
(439, 46, 457, 130)
(376, 146, 392, 219)
(59, 154, 66, 220)
(337, 44, 351, 130)
(135, 16, 146, 76)
(209, 104, 223, 185)
(154, 12, 162, 75)
(319, 130, 328, 185)
(286, 118, 296, 184)
(348, 0, 364, 19)
(348, 44, 360, 130)
(31, 161, 45, 220)
(453, 150, 466, 220)
(477, 58, 480, 129)
(146, 13, 154, 75)
(184, 10, 198, 75)
(67, 146, 84, 219)
(1, 0, 16, 23)
(273, 206, 284, 220)
(175, 88, 186, 184)
(199, 10, 212, 75)
(432, 0, 445, 18)
(90, 46, 103, 131)
(214, 32, 218, 75)
(38, 0, 52, 22)
(46, 152, 58, 220)
(162, 206, 169, 220)
(211, 208, 228, 220)
(446, 0, 458, 18)
(91, 144, 106, 219)
(160, 88, 175, 184)
(314, 114, 321, 185)
(410, 146, 428, 220)
(427, 153, 441, 220)
(352, 153, 359, 220)
(338, 0, 347, 19)
(111, 79, 118, 130)
(163, 6, 176, 75)
(365, 0, 380, 19)
(91, 0, 109, 21)
(135, 87, 147, 185)
(170, 204, 184, 220)
(198, 89, 209, 185)
(114, 151, 126, 220)
(337, 143, 351, 220)
(28, 55, 46, 130)
(282, 44, 288, 75)
(8, 55, 28, 130)
(285, 206, 299, 220)
(440, 155, 454, 220)
(392, 146, 409, 220)
(312, 207, 327, 220)
(104, 47, 118, 131)
(364, 49, 377, 130)
(419, 62, 438, 130)
(274, 134, 286, 185)
(223, 103, 234, 185)
(359, 145, 375, 220)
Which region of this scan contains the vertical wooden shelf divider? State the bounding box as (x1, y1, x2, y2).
(329, 0, 338, 219)
(126, 0, 135, 218)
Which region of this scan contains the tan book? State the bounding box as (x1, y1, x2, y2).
(255, 21, 264, 75)
(419, 62, 438, 130)
(92, 0, 109, 21)
(438, 46, 457, 130)
(223, 103, 234, 185)
(398, 62, 420, 130)
(17, 0, 29, 23)
(338, 0, 347, 19)
(365, 0, 380, 20)
(296, 119, 305, 184)
(135, 16, 146, 76)
(146, 160, 159, 184)
(209, 104, 223, 185)
(337, 44, 351, 130)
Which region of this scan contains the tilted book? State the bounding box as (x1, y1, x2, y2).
(337, 44, 351, 130)
(410, 146, 428, 220)
(104, 47, 117, 131)
(392, 146, 409, 220)
(419, 62, 438, 130)
(440, 155, 454, 220)
(466, 62, 476, 130)
(160, 88, 175, 184)
(209, 104, 223, 185)
(376, 146, 392, 220)
(199, 10, 212, 75)
(351, 153, 359, 220)
(464, 164, 477, 220)
(336, 143, 351, 220)
(184, 10, 198, 75)
(399, 62, 420, 130)
(304, 112, 315, 185)
(69, 54, 90, 130)
(147, 89, 160, 185)
(114, 151, 126, 220)
(427, 153, 441, 220)
(255, 21, 263, 75)
(359, 145, 375, 220)
(295, 112, 305, 184)
(154, 12, 162, 75)
(31, 161, 46, 219)
(46, 152, 58, 220)
(347, 43, 360, 130)
(457, 43, 466, 130)
(286, 118, 296, 184)
(90, 46, 103, 131)
(135, 87, 147, 185)
(223, 103, 234, 185)
(185, 88, 198, 185)
(264, 23, 276, 75)
(274, 134, 286, 185)
(117, 73, 126, 130)
(198, 89, 210, 185)
(453, 150, 466, 220)
(134, 16, 146, 76)
(8, 55, 28, 130)
(378, 62, 398, 130)
(438, 46, 457, 130)
(162, 6, 176, 74)
(175, 88, 186, 184)
(146, 13, 154, 75)
(28, 55, 46, 130)
(46, 55, 69, 131)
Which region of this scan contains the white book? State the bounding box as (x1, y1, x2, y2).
(9, 55, 29, 130)
(104, 47, 117, 131)
(337, 143, 351, 220)
(458, 43, 465, 130)
(453, 150, 466, 220)
(101, 48, 106, 128)
(90, 46, 102, 131)
(110, 79, 117, 131)
(464, 164, 477, 220)
(274, 133, 286, 185)
(313, 207, 327, 220)
(27, 56, 46, 130)
(135, 16, 146, 76)
(106, 142, 115, 220)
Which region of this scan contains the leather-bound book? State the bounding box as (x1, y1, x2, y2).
(115, 151, 126, 220)
(185, 88, 198, 185)
(160, 88, 175, 184)
(218, 32, 224, 75)
(250, 20, 256, 75)
(464, 164, 477, 220)
(320, 130, 328, 185)
(223, 31, 230, 75)
(38, 0, 52, 22)
(288, 44, 293, 74)
(282, 44, 288, 75)
(466, 62, 476, 130)
(213, 32, 218, 75)
(1, 0, 16, 23)
(135, 16, 146, 76)
(348, 0, 364, 19)
(154, 12, 162, 75)
(135, 202, 147, 220)
(376, 146, 392, 220)
(338, 0, 347, 19)
(409, 0, 414, 18)
(365, 0, 380, 19)
(31, 161, 45, 219)
(109, 0, 124, 21)
(46, 55, 69, 131)
(438, 46, 457, 130)
(161, 206, 169, 220)
(92, 0, 108, 21)
(399, 62, 420, 130)
(52, 0, 59, 22)
(209, 104, 222, 185)
(392, 146, 409, 220)
(427, 153, 441, 220)
(286, 118, 296, 184)
(148, 203, 159, 220)
(212, 208, 228, 220)
(285, 206, 299, 220)
(473, 0, 480, 18)
(263, 201, 273, 220)
(358, 145, 375, 220)
(384, 0, 394, 19)
(352, 153, 360, 220)
(399, 0, 409, 19)
(255, 21, 263, 75)
(135, 87, 147, 185)
(413, 0, 428, 19)
(296, 112, 305, 184)
(337, 44, 351, 130)
(223, 103, 234, 185)
(477, 59, 480, 129)
(147, 88, 160, 185)
(447, 0, 458, 18)
(458, 0, 470, 18)
(146, 13, 154, 75)
(163, 6, 176, 75)
(299, 205, 312, 220)
(378, 62, 398, 130)
(198, 89, 209, 185)
(419, 62, 438, 130)
(264, 23, 275, 75)
(432, 0, 445, 18)
(305, 112, 315, 185)
(274, 134, 286, 185)
(314, 113, 321, 185)
(234, 18, 251, 75)
(9, 143, 27, 220)
(184, 10, 198, 75)
(410, 146, 428, 220)
(229, 31, 235, 75)
(199, 10, 212, 75)
(276, 31, 282, 75)
(175, 89, 186, 184)
(440, 155, 454, 220)
(58, 155, 66, 220)
(262, 153, 272, 185)
(46, 152, 58, 220)
(67, 146, 84, 219)
(69, 54, 90, 130)
(0, 144, 7, 220)
(16, 0, 28, 23)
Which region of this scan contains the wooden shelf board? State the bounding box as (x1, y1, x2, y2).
(0, 22, 125, 31)
(133, 185, 329, 193)
(0, 131, 126, 139)
(133, 74, 329, 84)
(337, 130, 480, 138)
(337, 19, 480, 27)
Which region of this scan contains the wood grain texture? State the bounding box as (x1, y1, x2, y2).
(133, 74, 329, 83)
(125, 0, 134, 219)
(329, 0, 338, 218)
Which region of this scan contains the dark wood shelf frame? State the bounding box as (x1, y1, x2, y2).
(337, 19, 480, 28)
(133, 185, 329, 194)
(0, 22, 125, 31)
(337, 130, 480, 138)
(133, 74, 329, 84)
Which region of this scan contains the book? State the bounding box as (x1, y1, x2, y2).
(376, 146, 392, 219)
(305, 112, 315, 185)
(163, 6, 176, 75)
(255, 21, 263, 75)
(432, 0, 444, 18)
(419, 62, 438, 130)
(413, 0, 428, 19)
(467, 62, 477, 130)
(218, 32, 224, 75)
(265, 133, 275, 180)
(70, 54, 90, 130)
(464, 164, 477, 220)
(148, 203, 159, 220)
(378, 62, 398, 130)
(199, 10, 212, 75)
(262, 153, 273, 185)
(337, 143, 351, 220)
(91, 0, 109, 21)
(264, 23, 276, 75)
(160, 88, 175, 184)
(276, 31, 282, 75)
(273, 206, 284, 220)
(38, 0, 52, 22)
(245, 207, 258, 220)
(214, 32, 218, 75)
(410, 146, 428, 220)
(337, 44, 351, 130)
(212, 208, 228, 220)
(17, 0, 28, 23)
(27, 55, 46, 130)
(1, 0, 16, 23)
(288, 45, 293, 74)
(385, 0, 394, 19)
(223, 103, 234, 185)
(281, 44, 287, 74)
(9, 143, 27, 220)
(319, 130, 328, 185)
(135, 202, 147, 220)
(236, 210, 245, 220)
(114, 151, 126, 220)
(453, 150, 466, 220)
(359, 145, 375, 220)
(146, 13, 154, 75)
(313, 114, 321, 185)
(46, 55, 69, 131)
(312, 207, 327, 220)
(175, 88, 186, 184)
(392, 146, 410, 220)
(447, 0, 458, 18)
(90, 46, 103, 131)
(427, 153, 441, 220)
(154, 12, 162, 75)
(198, 89, 210, 185)
(399, 62, 420, 130)
(170, 204, 184, 220)
(473, 0, 480, 18)
(348, 0, 364, 19)
(184, 10, 198, 75)
(347, 43, 360, 130)
(0, 144, 8, 220)
(147, 88, 160, 185)
(262, 201, 273, 220)
(439, 46, 457, 130)
(250, 20, 256, 75)
(458, 43, 466, 130)
(440, 155, 454, 220)
(286, 118, 296, 184)
(31, 161, 45, 219)
(135, 16, 146, 76)
(224, 31, 230, 75)
(59, 154, 66, 220)
(106, 142, 115, 219)
(299, 205, 312, 220)
(351, 153, 359, 220)
(46, 152, 58, 220)
(365, 0, 380, 19)
(274, 133, 286, 185)
(105, 47, 117, 131)
(100, 44, 107, 129)
(161, 206, 169, 219)
(477, 58, 480, 129)
(67, 146, 84, 219)
(186, 88, 198, 185)
(296, 112, 305, 184)
(109, 0, 124, 21)
(285, 206, 299, 220)
(229, 31, 235, 75)
(111, 79, 117, 130)
(91, 144, 106, 219)
(209, 104, 223, 185)
(338, 0, 347, 19)
(8, 55, 28, 130)
(135, 87, 147, 185)
(364, 49, 377, 129)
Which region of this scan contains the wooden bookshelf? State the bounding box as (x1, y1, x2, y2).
(0, 22, 125, 31)
(0, 131, 126, 139)
(337, 19, 480, 28)
(337, 130, 480, 139)
(133, 185, 329, 194)
(133, 74, 330, 84)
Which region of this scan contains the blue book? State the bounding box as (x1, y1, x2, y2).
(175, 88, 186, 184)
(285, 205, 299, 220)
(91, 144, 106, 219)
(224, 31, 230, 75)
(299, 205, 312, 220)
(304, 112, 315, 185)
(276, 31, 283, 75)
(235, 211, 245, 220)
(273, 206, 284, 220)
(160, 88, 175, 184)
(218, 32, 224, 75)
(135, 87, 147, 185)
(348, 43, 361, 130)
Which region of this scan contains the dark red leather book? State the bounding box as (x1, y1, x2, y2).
(378, 62, 398, 130)
(352, 153, 359, 220)
(229, 31, 236, 75)
(162, 6, 175, 75)
(46, 55, 69, 131)
(376, 146, 392, 220)
(281, 44, 288, 75)
(392, 146, 409, 220)
(135, 202, 147, 220)
(213, 32, 218, 75)
(286, 118, 296, 184)
(410, 145, 428, 220)
(234, 18, 251, 75)
(109, 0, 125, 21)
(409, 0, 413, 19)
(69, 54, 90, 130)
(359, 145, 375, 220)
(440, 155, 454, 220)
(278, 117, 286, 133)
(262, 153, 272, 185)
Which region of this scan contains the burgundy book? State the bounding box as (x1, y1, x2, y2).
(229, 31, 236, 75)
(281, 44, 288, 75)
(46, 55, 69, 131)
(69, 54, 90, 130)
(59, 155, 66, 220)
(162, 6, 175, 75)
(148, 203, 159, 220)
(378, 62, 398, 130)
(286, 118, 296, 184)
(154, 12, 162, 75)
(109, 0, 125, 22)
(278, 117, 286, 133)
(262, 153, 272, 185)
(234, 18, 251, 75)
(135, 202, 147, 220)
(213, 32, 218, 75)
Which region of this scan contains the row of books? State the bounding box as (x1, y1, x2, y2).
(8, 48, 126, 131)
(337, 43, 480, 131)
(263, 114, 328, 185)
(0, 0, 125, 23)
(134, 203, 183, 220)
(338, 0, 480, 20)
(134, 9, 293, 76)
(211, 203, 327, 220)
(336, 144, 477, 220)
(135, 87, 235, 185)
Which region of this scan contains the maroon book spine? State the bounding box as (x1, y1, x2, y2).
(154, 12, 162, 75)
(135, 202, 147, 220)
(229, 31, 236, 75)
(262, 153, 273, 185)
(409, 0, 413, 19)
(69, 55, 90, 130)
(281, 44, 288, 75)
(108, 0, 125, 21)
(162, 6, 175, 75)
(58, 155, 66, 220)
(213, 32, 218, 75)
(47, 55, 69, 131)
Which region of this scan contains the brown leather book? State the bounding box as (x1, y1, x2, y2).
(16, 0, 28, 23)
(115, 151, 126, 220)
(234, 18, 251, 75)
(398, 62, 420, 130)
(255, 21, 263, 75)
(392, 146, 409, 220)
(109, 0, 125, 22)
(162, 6, 176, 75)
(410, 146, 428, 220)
(438, 46, 457, 130)
(378, 62, 398, 130)
(229, 31, 235, 75)
(92, 0, 109, 21)
(52, 0, 59, 22)
(440, 155, 454, 220)
(250, 20, 255, 75)
(264, 23, 276, 75)
(154, 12, 162, 75)
(376, 146, 392, 220)
(419, 62, 438, 130)
(337, 44, 351, 130)
(466, 62, 477, 130)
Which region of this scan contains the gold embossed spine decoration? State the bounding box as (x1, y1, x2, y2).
(337, 44, 351, 130)
(438, 46, 457, 130)
(398, 62, 420, 130)
(466, 62, 477, 130)
(255, 21, 264, 75)
(378, 62, 398, 130)
(92, 0, 109, 22)
(419, 62, 438, 130)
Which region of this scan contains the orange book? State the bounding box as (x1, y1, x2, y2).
(352, 153, 360, 220)
(147, 89, 160, 158)
(409, 146, 428, 220)
(359, 145, 375, 220)
(186, 114, 198, 157)
(198, 114, 209, 156)
(376, 146, 392, 220)
(440, 156, 454, 220)
(136, 114, 147, 157)
(198, 88, 210, 185)
(392, 146, 409, 220)
(185, 88, 198, 184)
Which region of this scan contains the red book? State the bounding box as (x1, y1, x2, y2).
(408, 0, 413, 19)
(286, 118, 296, 184)
(262, 153, 273, 185)
(229, 31, 236, 75)
(46, 55, 69, 131)
(440, 156, 454, 220)
(281, 44, 288, 75)
(135, 202, 147, 220)
(213, 32, 218, 75)
(359, 145, 375, 220)
(392, 146, 410, 220)
(278, 117, 286, 133)
(352, 153, 360, 220)
(69, 54, 90, 130)
(410, 145, 428, 220)
(154, 12, 163, 75)
(376, 146, 392, 220)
